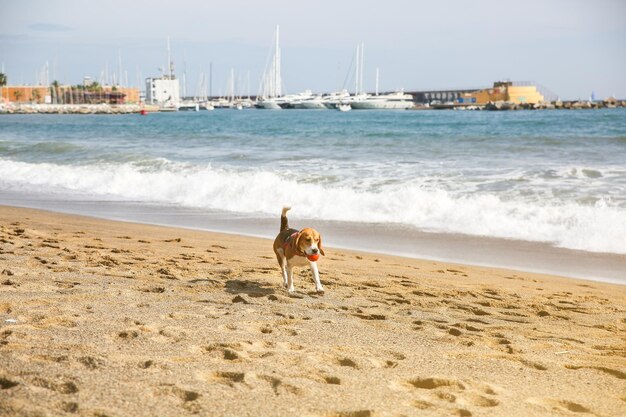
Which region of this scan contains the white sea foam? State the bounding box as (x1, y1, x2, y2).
(1, 158, 625, 254)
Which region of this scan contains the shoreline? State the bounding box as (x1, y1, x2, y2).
(1, 102, 624, 114)
(1, 194, 625, 285)
(0, 205, 625, 416)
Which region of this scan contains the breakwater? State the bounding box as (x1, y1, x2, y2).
(480, 99, 626, 111)
(0, 103, 156, 115)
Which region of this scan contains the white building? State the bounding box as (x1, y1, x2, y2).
(145, 76, 180, 107)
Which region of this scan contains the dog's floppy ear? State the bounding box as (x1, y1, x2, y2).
(295, 232, 303, 252)
(318, 235, 325, 256)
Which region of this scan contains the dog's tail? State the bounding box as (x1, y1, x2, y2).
(280, 207, 291, 232)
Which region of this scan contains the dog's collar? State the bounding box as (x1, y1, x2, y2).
(284, 231, 306, 257)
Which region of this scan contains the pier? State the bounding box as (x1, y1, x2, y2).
(406, 88, 482, 104)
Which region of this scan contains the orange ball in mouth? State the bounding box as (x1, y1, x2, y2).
(307, 254, 320, 262)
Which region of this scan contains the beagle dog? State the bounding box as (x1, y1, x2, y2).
(272, 207, 325, 293)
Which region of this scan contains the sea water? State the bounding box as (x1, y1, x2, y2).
(1, 109, 625, 262)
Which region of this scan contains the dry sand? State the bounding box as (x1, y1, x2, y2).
(0, 205, 624, 417)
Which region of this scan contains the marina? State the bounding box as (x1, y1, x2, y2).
(3, 25, 623, 114)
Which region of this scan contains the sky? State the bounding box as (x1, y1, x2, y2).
(1, 0, 625, 100)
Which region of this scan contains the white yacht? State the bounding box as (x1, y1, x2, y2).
(285, 90, 322, 109)
(179, 101, 200, 111)
(255, 98, 282, 109)
(350, 91, 414, 110)
(337, 103, 351, 112)
(296, 96, 327, 109)
(322, 89, 351, 109)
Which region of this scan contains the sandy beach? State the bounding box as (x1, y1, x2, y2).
(0, 205, 624, 416)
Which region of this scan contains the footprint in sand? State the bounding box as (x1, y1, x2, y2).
(337, 357, 359, 369)
(157, 268, 178, 280)
(140, 286, 166, 294)
(326, 411, 375, 417)
(77, 356, 104, 369)
(409, 377, 465, 390)
(465, 393, 499, 407)
(117, 330, 139, 340)
(258, 374, 301, 396)
(59, 401, 79, 413)
(527, 397, 594, 414)
(353, 312, 387, 320)
(518, 358, 548, 371)
(31, 377, 79, 394)
(565, 365, 626, 380)
(212, 371, 246, 386)
(0, 377, 19, 390)
(323, 376, 341, 385)
(171, 386, 200, 402)
(413, 400, 435, 410)
(139, 360, 154, 369)
(169, 386, 202, 413)
(204, 342, 246, 361)
(407, 376, 501, 414)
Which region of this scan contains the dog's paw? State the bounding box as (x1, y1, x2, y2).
(316, 286, 325, 294)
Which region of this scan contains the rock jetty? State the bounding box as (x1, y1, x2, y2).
(0, 103, 149, 114)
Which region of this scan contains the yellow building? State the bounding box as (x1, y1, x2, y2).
(1, 86, 50, 103)
(459, 82, 545, 105)
(507, 85, 544, 104)
(1, 85, 140, 104)
(112, 87, 140, 104)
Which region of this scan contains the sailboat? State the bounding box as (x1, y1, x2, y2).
(323, 44, 366, 109)
(343, 44, 414, 110)
(159, 37, 180, 112)
(256, 25, 283, 109)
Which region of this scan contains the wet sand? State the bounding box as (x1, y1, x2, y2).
(4, 191, 625, 284)
(1, 206, 625, 416)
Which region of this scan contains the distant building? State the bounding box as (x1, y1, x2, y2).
(1, 85, 140, 105)
(114, 87, 140, 104)
(145, 76, 180, 106)
(1, 86, 50, 104)
(459, 81, 545, 105)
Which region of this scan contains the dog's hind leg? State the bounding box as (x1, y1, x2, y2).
(281, 259, 289, 289)
(276, 249, 289, 288)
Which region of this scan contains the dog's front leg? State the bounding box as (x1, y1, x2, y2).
(286, 263, 295, 293)
(309, 261, 324, 293)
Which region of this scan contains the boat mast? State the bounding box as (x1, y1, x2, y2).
(360, 43, 364, 95)
(167, 36, 172, 79)
(118, 49, 122, 87)
(182, 50, 187, 98)
(355, 44, 359, 95)
(375, 67, 379, 96)
(229, 68, 235, 102)
(275, 24, 281, 97)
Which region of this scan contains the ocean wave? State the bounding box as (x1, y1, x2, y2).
(1, 158, 625, 254)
